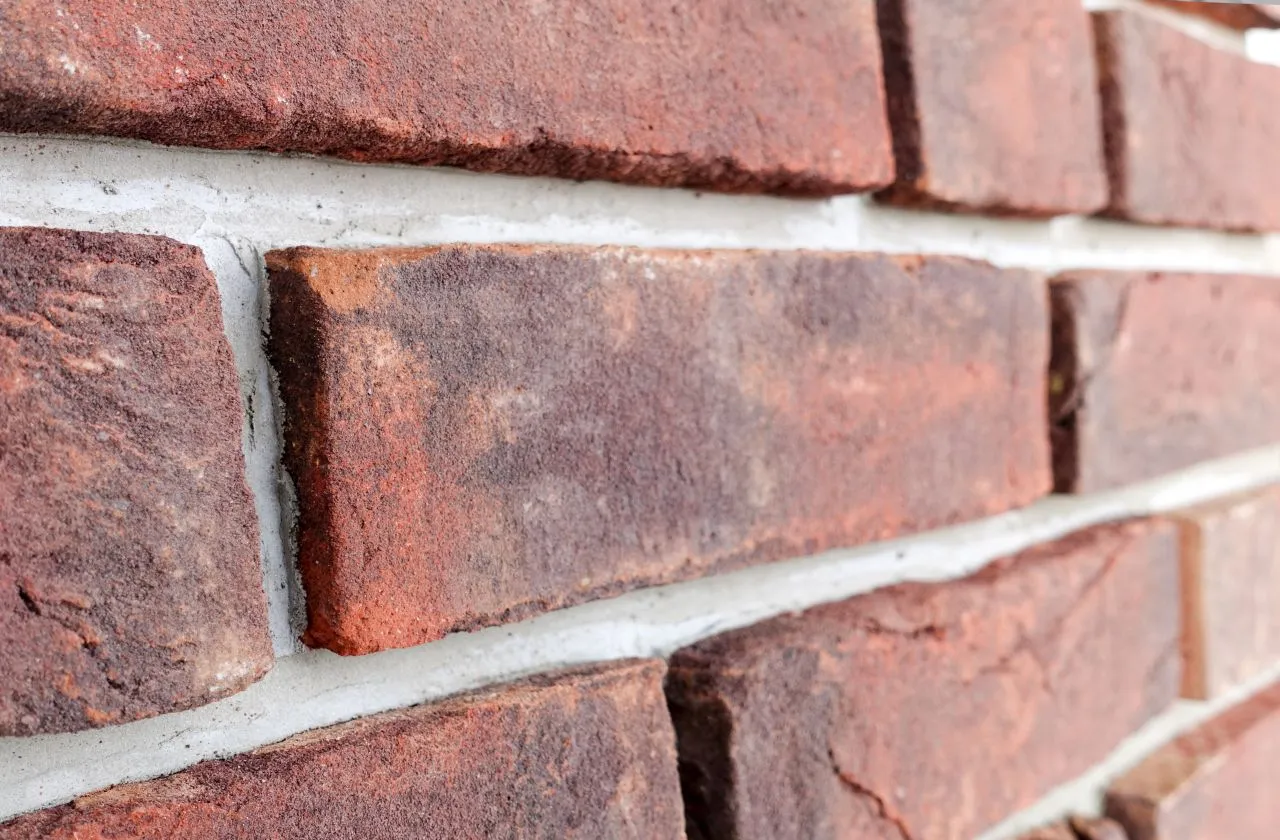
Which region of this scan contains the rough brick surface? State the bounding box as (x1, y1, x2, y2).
(0, 660, 684, 840)
(1050, 271, 1280, 493)
(1095, 10, 1280, 231)
(0, 227, 270, 735)
(267, 245, 1050, 655)
(877, 0, 1107, 216)
(1173, 489, 1280, 700)
(1107, 681, 1280, 840)
(666, 521, 1180, 840)
(1145, 1, 1280, 29)
(0, 0, 892, 197)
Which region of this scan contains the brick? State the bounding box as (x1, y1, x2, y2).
(0, 660, 683, 840)
(1095, 10, 1280, 231)
(1021, 826, 1079, 840)
(1050, 270, 1280, 493)
(877, 0, 1107, 216)
(0, 0, 893, 197)
(666, 520, 1180, 840)
(1144, 1, 1280, 29)
(1106, 680, 1280, 840)
(266, 245, 1050, 655)
(1172, 488, 1280, 700)
(1020, 819, 1128, 840)
(0, 227, 270, 735)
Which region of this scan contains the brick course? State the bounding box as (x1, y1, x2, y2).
(0, 0, 893, 196)
(0, 660, 683, 839)
(666, 520, 1180, 840)
(0, 227, 270, 735)
(267, 245, 1050, 654)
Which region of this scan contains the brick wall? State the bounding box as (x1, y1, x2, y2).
(2, 0, 1279, 837)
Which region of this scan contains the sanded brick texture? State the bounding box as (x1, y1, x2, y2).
(1144, 1, 1280, 29)
(1172, 488, 1280, 700)
(1050, 270, 1280, 493)
(0, 0, 893, 196)
(0, 660, 684, 840)
(877, 0, 1107, 216)
(0, 227, 270, 736)
(666, 520, 1180, 840)
(1107, 680, 1280, 840)
(267, 245, 1050, 655)
(1095, 10, 1280, 231)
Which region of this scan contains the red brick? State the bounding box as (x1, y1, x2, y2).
(0, 0, 892, 197)
(666, 520, 1180, 840)
(1172, 488, 1280, 700)
(0, 660, 683, 840)
(266, 245, 1050, 655)
(0, 227, 270, 735)
(1021, 826, 1079, 840)
(1144, 1, 1280, 29)
(1107, 680, 1280, 840)
(1020, 819, 1128, 840)
(1050, 271, 1280, 492)
(1095, 10, 1280, 231)
(877, 0, 1107, 216)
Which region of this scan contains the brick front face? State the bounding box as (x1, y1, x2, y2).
(0, 227, 271, 736)
(268, 245, 1050, 654)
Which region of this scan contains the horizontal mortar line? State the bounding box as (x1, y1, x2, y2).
(1, 134, 1280, 276)
(979, 659, 1280, 840)
(3, 444, 1280, 821)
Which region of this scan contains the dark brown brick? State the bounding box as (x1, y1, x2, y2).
(1144, 1, 1280, 30)
(1070, 816, 1129, 840)
(1107, 680, 1280, 840)
(1095, 10, 1280, 231)
(877, 0, 1107, 216)
(266, 245, 1050, 655)
(666, 520, 1180, 840)
(0, 660, 683, 840)
(1172, 488, 1280, 700)
(0, 227, 270, 735)
(0, 0, 893, 196)
(1050, 270, 1280, 493)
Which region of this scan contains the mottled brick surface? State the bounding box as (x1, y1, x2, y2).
(267, 245, 1050, 654)
(0, 0, 892, 196)
(0, 660, 684, 840)
(667, 521, 1180, 840)
(1050, 271, 1280, 492)
(877, 0, 1107, 216)
(1173, 489, 1280, 700)
(1095, 10, 1280, 231)
(1107, 681, 1280, 840)
(0, 227, 269, 735)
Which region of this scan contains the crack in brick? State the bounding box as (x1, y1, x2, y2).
(827, 748, 914, 840)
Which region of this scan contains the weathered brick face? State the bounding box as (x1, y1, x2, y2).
(0, 227, 271, 735)
(267, 245, 1050, 654)
(0, 0, 892, 196)
(877, 0, 1107, 216)
(1051, 271, 1280, 492)
(0, 660, 685, 840)
(1173, 489, 1280, 700)
(666, 521, 1181, 840)
(1095, 10, 1280, 232)
(1107, 681, 1280, 840)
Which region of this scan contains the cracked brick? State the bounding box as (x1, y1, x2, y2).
(0, 0, 892, 196)
(266, 244, 1050, 655)
(0, 660, 683, 840)
(1095, 9, 1280, 231)
(1050, 270, 1280, 492)
(0, 227, 271, 735)
(1107, 680, 1280, 839)
(876, 0, 1107, 216)
(666, 520, 1180, 840)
